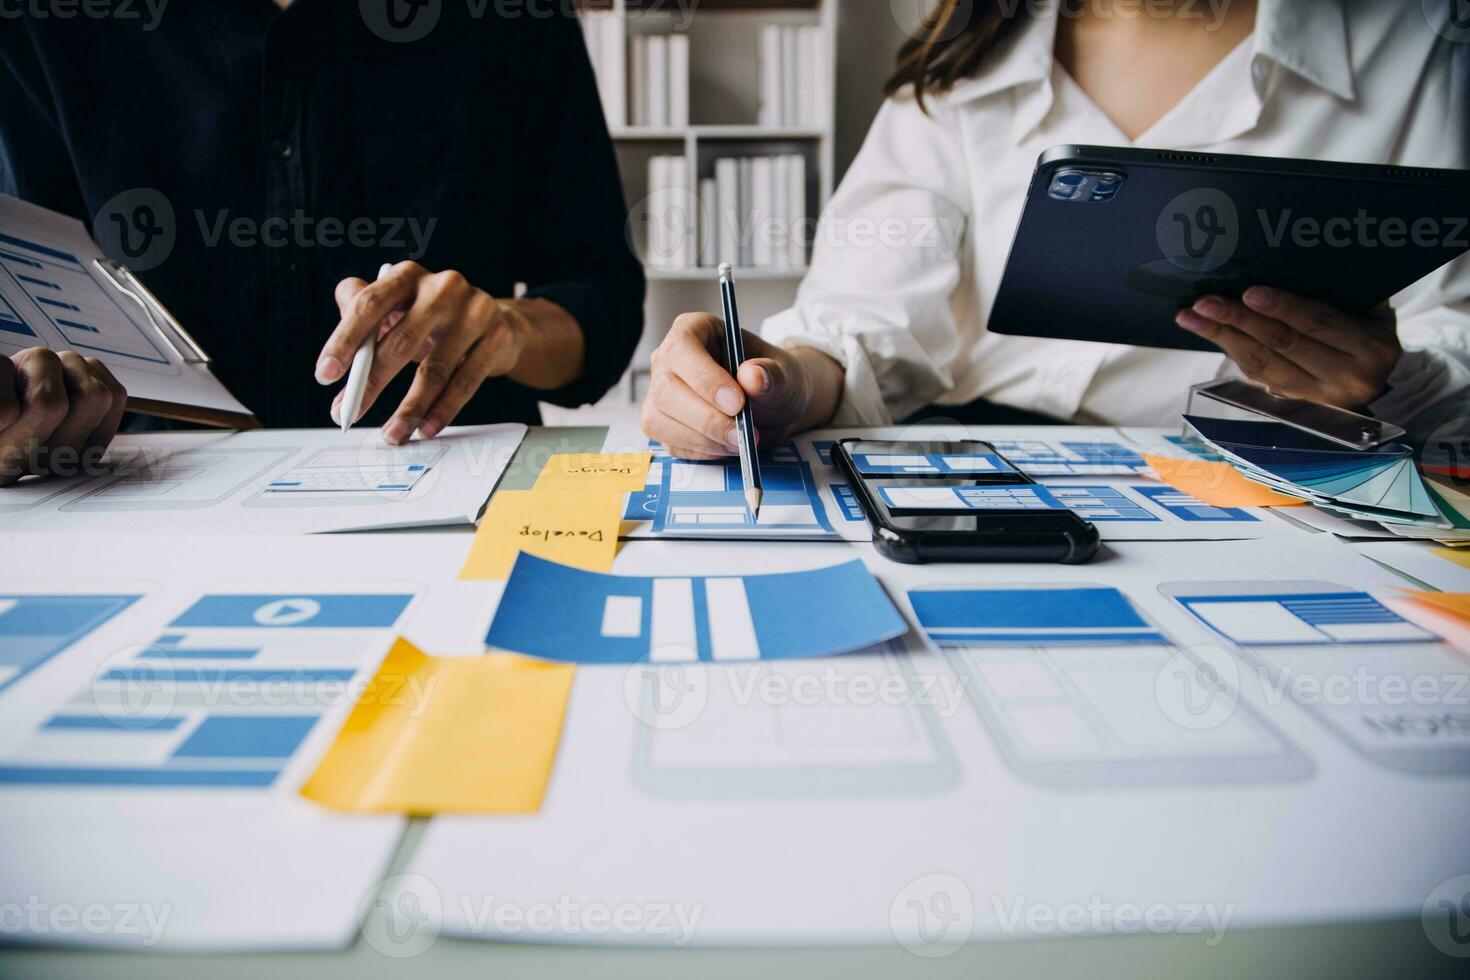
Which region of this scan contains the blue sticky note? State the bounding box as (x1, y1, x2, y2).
(909, 587, 1167, 646)
(486, 554, 908, 664)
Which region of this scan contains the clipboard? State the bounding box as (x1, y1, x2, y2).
(0, 193, 257, 430)
(91, 259, 259, 429)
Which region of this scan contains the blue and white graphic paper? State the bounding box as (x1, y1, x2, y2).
(0, 223, 170, 365)
(1046, 485, 1161, 522)
(1173, 590, 1439, 646)
(0, 592, 415, 789)
(851, 452, 1016, 477)
(988, 439, 1149, 476)
(651, 447, 836, 538)
(261, 445, 444, 495)
(487, 554, 907, 664)
(830, 483, 865, 522)
(1130, 485, 1257, 523)
(910, 587, 1166, 646)
(878, 484, 1065, 511)
(0, 595, 140, 695)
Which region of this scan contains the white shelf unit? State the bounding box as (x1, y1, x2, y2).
(575, 0, 838, 407)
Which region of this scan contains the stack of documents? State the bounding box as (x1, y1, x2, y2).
(1184, 416, 1470, 539)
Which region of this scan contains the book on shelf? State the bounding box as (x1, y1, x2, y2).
(699, 154, 809, 273)
(645, 155, 696, 272)
(699, 177, 718, 267)
(628, 32, 689, 129)
(759, 24, 828, 129)
(579, 9, 626, 130)
(716, 158, 740, 267)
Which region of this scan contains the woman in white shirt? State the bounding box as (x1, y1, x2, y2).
(640, 0, 1470, 460)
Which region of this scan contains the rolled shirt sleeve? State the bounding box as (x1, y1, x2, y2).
(761, 97, 973, 426)
(1368, 32, 1470, 448)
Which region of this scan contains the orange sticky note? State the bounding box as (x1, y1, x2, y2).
(1399, 591, 1470, 626)
(1142, 453, 1306, 508)
(300, 638, 574, 815)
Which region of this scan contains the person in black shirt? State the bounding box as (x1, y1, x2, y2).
(0, 0, 643, 485)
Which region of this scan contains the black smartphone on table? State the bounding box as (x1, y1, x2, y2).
(833, 439, 1100, 565)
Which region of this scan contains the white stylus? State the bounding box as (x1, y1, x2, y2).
(337, 263, 394, 432)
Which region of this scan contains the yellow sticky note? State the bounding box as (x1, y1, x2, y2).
(1433, 548, 1470, 569)
(534, 452, 651, 492)
(459, 488, 621, 580)
(1143, 453, 1306, 508)
(300, 638, 574, 815)
(1400, 591, 1470, 625)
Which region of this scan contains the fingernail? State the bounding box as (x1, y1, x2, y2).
(1176, 313, 1201, 332)
(755, 366, 771, 394)
(330, 402, 342, 426)
(725, 427, 741, 449)
(382, 419, 412, 445)
(315, 356, 343, 384)
(1243, 286, 1274, 308)
(419, 421, 441, 439)
(1193, 297, 1226, 319)
(715, 386, 742, 415)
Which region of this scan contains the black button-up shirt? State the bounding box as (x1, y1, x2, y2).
(0, 1, 644, 428)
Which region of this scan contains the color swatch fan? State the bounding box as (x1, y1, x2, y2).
(1182, 417, 1449, 529)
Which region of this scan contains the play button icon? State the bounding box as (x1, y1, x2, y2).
(252, 598, 323, 627)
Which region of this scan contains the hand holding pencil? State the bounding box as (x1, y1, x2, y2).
(636, 300, 847, 468)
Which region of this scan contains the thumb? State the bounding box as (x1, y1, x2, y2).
(736, 352, 806, 428)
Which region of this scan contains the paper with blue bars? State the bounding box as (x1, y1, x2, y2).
(0, 192, 250, 416)
(486, 554, 908, 664)
(1170, 588, 1439, 646)
(0, 592, 415, 789)
(909, 586, 1167, 646)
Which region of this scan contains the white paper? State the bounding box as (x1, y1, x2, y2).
(1, 424, 524, 535)
(0, 532, 496, 950)
(0, 193, 250, 418)
(410, 536, 1470, 948)
(1354, 540, 1470, 592)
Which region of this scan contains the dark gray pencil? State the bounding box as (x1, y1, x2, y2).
(718, 262, 763, 518)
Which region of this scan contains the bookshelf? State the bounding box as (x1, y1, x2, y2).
(573, 0, 839, 408)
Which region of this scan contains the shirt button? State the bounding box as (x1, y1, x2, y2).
(270, 139, 294, 161)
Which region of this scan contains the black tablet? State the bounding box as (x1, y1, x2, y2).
(988, 145, 1470, 352)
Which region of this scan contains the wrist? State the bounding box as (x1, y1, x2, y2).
(497, 300, 533, 373)
(789, 345, 843, 431)
(497, 296, 586, 391)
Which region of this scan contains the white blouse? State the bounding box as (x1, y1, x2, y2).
(763, 0, 1470, 441)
